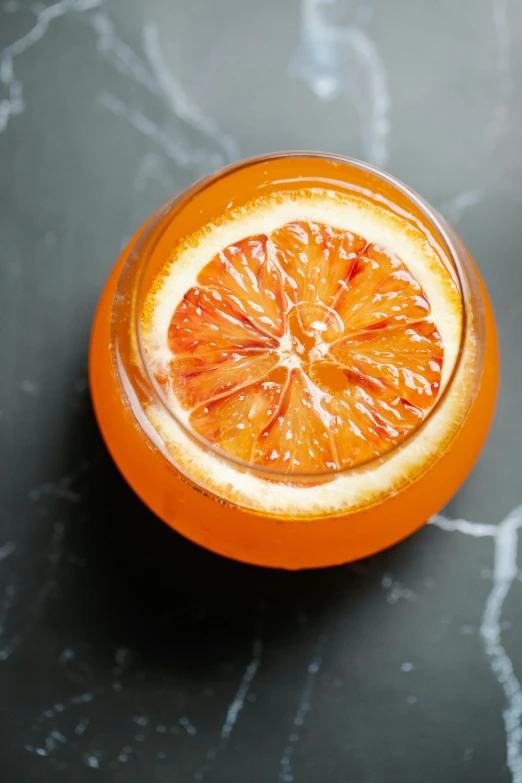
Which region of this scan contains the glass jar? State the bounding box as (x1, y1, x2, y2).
(89, 153, 498, 569)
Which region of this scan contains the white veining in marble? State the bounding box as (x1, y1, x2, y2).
(193, 638, 263, 781)
(98, 90, 220, 171)
(430, 513, 497, 538)
(290, 0, 390, 166)
(438, 190, 483, 227)
(90, 10, 159, 94)
(220, 638, 263, 742)
(273, 510, 521, 782)
(431, 506, 522, 783)
(483, 507, 522, 783)
(279, 634, 328, 783)
(90, 11, 238, 175)
(1, 2, 238, 176)
(142, 23, 239, 164)
(0, 0, 102, 134)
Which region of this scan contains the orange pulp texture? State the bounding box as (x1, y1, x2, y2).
(166, 222, 443, 474)
(89, 156, 499, 569)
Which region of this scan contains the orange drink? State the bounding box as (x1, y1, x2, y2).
(89, 153, 498, 569)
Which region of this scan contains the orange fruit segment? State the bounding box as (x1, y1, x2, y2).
(271, 221, 367, 309)
(161, 217, 447, 473)
(169, 349, 280, 410)
(252, 368, 338, 473)
(197, 235, 286, 339)
(190, 366, 289, 463)
(328, 319, 443, 410)
(334, 245, 431, 331)
(167, 286, 278, 354)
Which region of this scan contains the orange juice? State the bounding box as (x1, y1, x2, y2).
(89, 153, 498, 569)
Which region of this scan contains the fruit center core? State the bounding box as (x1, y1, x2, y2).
(282, 303, 344, 369)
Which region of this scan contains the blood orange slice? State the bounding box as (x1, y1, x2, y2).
(142, 190, 462, 514)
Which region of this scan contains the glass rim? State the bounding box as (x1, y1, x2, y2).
(117, 151, 481, 482)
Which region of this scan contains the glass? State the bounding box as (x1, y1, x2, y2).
(89, 153, 499, 569)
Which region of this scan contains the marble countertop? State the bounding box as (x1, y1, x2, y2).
(1, 1, 521, 781)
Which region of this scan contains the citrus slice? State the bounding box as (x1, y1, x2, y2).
(149, 215, 448, 472)
(142, 190, 463, 514)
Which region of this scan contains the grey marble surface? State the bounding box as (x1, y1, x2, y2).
(1, 1, 522, 781)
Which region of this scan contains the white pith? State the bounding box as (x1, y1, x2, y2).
(140, 190, 468, 518)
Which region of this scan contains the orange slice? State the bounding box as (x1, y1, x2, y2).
(158, 222, 444, 473)
(142, 190, 462, 515)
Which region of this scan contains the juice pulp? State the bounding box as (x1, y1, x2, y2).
(89, 154, 498, 569)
